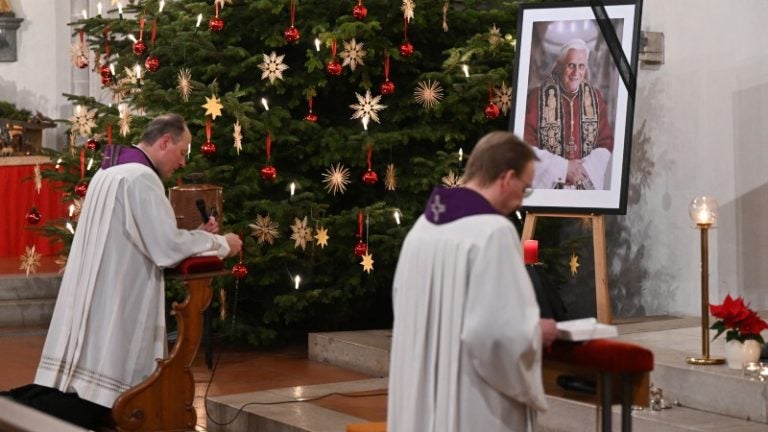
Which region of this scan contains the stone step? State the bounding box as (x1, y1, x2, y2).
(0, 274, 60, 300)
(206, 378, 387, 432)
(0, 298, 56, 327)
(308, 330, 391, 377)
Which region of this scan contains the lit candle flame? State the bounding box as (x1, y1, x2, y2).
(294, 275, 301, 290)
(68, 204, 75, 218)
(362, 115, 369, 131)
(55, 158, 63, 169)
(66, 222, 75, 234)
(82, 9, 88, 19)
(159, 0, 165, 13)
(196, 13, 202, 28)
(290, 181, 296, 197)
(458, 148, 463, 162)
(462, 64, 469, 77)
(393, 210, 401, 225)
(97, 2, 102, 16)
(314, 38, 321, 52)
(128, 34, 137, 42)
(261, 98, 269, 111)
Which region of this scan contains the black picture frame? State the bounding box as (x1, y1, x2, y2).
(509, 0, 642, 215)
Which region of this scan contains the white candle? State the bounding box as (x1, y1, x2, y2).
(196, 13, 203, 28)
(462, 64, 469, 77)
(117, 2, 123, 18)
(458, 148, 463, 162)
(261, 98, 269, 111)
(315, 38, 321, 52)
(97, 2, 102, 16)
(128, 34, 137, 43)
(393, 210, 401, 225)
(294, 275, 301, 290)
(362, 115, 369, 131)
(68, 204, 75, 218)
(82, 9, 88, 19)
(66, 222, 75, 234)
(290, 181, 295, 197)
(87, 157, 94, 171)
(158, 0, 165, 13)
(134, 64, 142, 80)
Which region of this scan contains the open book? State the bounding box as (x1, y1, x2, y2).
(556, 318, 618, 341)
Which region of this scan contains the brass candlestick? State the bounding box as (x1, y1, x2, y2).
(687, 197, 724, 365)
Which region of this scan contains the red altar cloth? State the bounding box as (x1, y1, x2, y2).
(0, 157, 67, 257)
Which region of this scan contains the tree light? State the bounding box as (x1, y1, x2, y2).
(290, 181, 296, 197)
(134, 64, 142, 80)
(82, 9, 88, 20)
(68, 204, 75, 218)
(393, 210, 401, 225)
(458, 148, 463, 162)
(462, 64, 469, 77)
(294, 275, 301, 290)
(196, 13, 202, 28)
(66, 222, 75, 234)
(362, 115, 369, 131)
(158, 0, 165, 13)
(117, 2, 123, 18)
(97, 2, 102, 16)
(314, 38, 321, 52)
(261, 98, 269, 111)
(87, 158, 94, 171)
(128, 34, 137, 43)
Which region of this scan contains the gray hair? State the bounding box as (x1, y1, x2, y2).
(140, 113, 188, 145)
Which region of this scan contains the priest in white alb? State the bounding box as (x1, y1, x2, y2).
(388, 131, 558, 432)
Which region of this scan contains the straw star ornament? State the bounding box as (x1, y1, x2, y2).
(350, 90, 386, 124)
(19, 245, 42, 277)
(414, 80, 444, 109)
(233, 121, 243, 154)
(69, 107, 97, 137)
(322, 163, 351, 195)
(249, 214, 280, 245)
(290, 216, 313, 250)
(177, 68, 192, 102)
(258, 51, 289, 84)
(340, 39, 366, 71)
(493, 82, 513, 115)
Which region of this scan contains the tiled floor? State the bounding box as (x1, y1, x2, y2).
(0, 256, 384, 431)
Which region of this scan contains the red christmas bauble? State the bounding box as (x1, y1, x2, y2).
(132, 39, 147, 55)
(399, 41, 414, 57)
(362, 169, 378, 185)
(101, 76, 113, 87)
(283, 26, 300, 43)
(484, 102, 501, 120)
(145, 56, 160, 72)
(74, 182, 88, 198)
(201, 141, 217, 156)
(100, 64, 112, 79)
(85, 138, 100, 151)
(353, 240, 368, 257)
(326, 60, 342, 76)
(380, 80, 396, 95)
(209, 16, 224, 32)
(232, 262, 248, 279)
(260, 165, 277, 181)
(75, 55, 89, 69)
(352, 4, 368, 20)
(26, 207, 41, 225)
(303, 113, 318, 122)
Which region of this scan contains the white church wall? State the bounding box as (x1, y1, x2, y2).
(610, 0, 768, 317)
(0, 0, 88, 149)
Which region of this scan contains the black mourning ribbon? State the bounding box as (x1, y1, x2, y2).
(589, 0, 637, 101)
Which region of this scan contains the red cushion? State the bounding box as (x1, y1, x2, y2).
(546, 339, 654, 374)
(171, 256, 224, 275)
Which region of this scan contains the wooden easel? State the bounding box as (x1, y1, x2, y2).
(522, 212, 612, 324)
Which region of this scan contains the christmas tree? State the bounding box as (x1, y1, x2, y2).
(48, 0, 523, 346)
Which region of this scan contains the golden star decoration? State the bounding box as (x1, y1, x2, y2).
(385, 164, 397, 191)
(249, 214, 280, 245)
(233, 120, 243, 155)
(19, 245, 42, 277)
(322, 163, 351, 195)
(202, 93, 224, 120)
(290, 216, 314, 250)
(442, 170, 464, 188)
(33, 164, 42, 194)
(177, 68, 192, 102)
(493, 82, 513, 115)
(360, 252, 374, 273)
(414, 80, 444, 109)
(402, 0, 415, 22)
(350, 90, 386, 124)
(488, 24, 503, 47)
(258, 51, 289, 84)
(69, 106, 97, 137)
(340, 38, 366, 71)
(569, 252, 580, 276)
(314, 226, 330, 248)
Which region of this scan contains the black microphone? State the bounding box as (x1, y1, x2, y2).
(195, 199, 209, 223)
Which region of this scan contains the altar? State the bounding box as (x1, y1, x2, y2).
(0, 156, 66, 257)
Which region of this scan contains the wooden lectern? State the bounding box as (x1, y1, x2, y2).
(112, 256, 228, 432)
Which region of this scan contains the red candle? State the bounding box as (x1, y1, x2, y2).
(523, 240, 538, 265)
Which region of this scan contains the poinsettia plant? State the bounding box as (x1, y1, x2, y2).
(710, 294, 768, 344)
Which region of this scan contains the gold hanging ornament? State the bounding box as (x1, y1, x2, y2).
(233, 120, 243, 155)
(314, 226, 330, 248)
(385, 164, 397, 191)
(413, 80, 444, 109)
(69, 106, 97, 137)
(249, 214, 280, 245)
(177, 68, 192, 102)
(202, 92, 224, 119)
(569, 251, 580, 276)
(360, 251, 374, 273)
(322, 163, 351, 195)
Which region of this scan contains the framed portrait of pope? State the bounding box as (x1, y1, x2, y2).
(509, 0, 642, 214)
